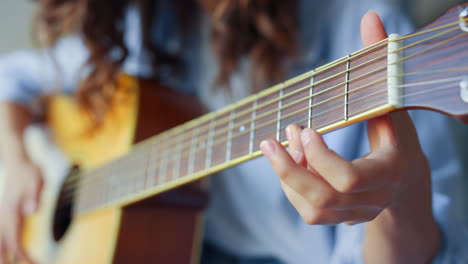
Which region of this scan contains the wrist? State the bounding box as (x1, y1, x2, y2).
(364, 161, 441, 263)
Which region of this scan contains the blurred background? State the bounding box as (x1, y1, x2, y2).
(0, 0, 466, 219)
(0, 0, 465, 53)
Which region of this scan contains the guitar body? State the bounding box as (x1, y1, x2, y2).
(1, 4, 467, 263)
(17, 75, 207, 263)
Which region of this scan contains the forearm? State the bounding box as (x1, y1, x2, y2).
(363, 166, 441, 264)
(0, 102, 34, 163)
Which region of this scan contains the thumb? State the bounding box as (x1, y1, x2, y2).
(361, 10, 387, 47)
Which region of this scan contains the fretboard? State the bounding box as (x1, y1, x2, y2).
(75, 6, 468, 215)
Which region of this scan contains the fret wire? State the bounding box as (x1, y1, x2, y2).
(149, 138, 159, 187)
(344, 55, 351, 121)
(143, 141, 152, 188)
(308, 71, 315, 129)
(205, 117, 216, 169)
(71, 24, 462, 207)
(276, 85, 284, 141)
(158, 133, 169, 185)
(249, 95, 258, 154)
(188, 120, 200, 175)
(226, 109, 235, 162)
(173, 132, 184, 179)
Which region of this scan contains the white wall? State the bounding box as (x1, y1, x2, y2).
(0, 0, 36, 54)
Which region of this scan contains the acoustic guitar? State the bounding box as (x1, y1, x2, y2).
(1, 4, 468, 263)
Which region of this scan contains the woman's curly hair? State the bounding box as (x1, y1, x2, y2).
(35, 0, 298, 120)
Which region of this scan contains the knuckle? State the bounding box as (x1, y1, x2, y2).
(336, 167, 360, 193)
(277, 166, 292, 181)
(301, 208, 323, 225)
(308, 190, 337, 208)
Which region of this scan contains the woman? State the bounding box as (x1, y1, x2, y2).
(0, 0, 466, 263)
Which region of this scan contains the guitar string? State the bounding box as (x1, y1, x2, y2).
(58, 28, 467, 202)
(150, 23, 462, 152)
(57, 73, 466, 208)
(57, 20, 467, 206)
(126, 25, 462, 157)
(63, 78, 463, 214)
(73, 26, 464, 177)
(71, 23, 458, 179)
(87, 21, 459, 161)
(128, 18, 465, 146)
(64, 46, 466, 210)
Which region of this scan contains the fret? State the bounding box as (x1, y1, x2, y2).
(276, 86, 284, 141)
(173, 132, 184, 179)
(193, 119, 210, 173)
(210, 112, 230, 167)
(226, 109, 235, 162)
(310, 58, 348, 130)
(348, 43, 388, 117)
(253, 91, 281, 151)
(308, 71, 315, 129)
(230, 101, 254, 160)
(205, 118, 216, 169)
(249, 96, 258, 154)
(158, 133, 170, 184)
(344, 55, 351, 121)
(280, 77, 314, 138)
(187, 122, 200, 175)
(146, 137, 160, 187)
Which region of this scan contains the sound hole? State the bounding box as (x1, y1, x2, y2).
(52, 166, 80, 241)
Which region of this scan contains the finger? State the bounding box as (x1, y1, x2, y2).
(23, 167, 43, 216)
(281, 186, 381, 225)
(0, 238, 7, 264)
(263, 139, 384, 210)
(286, 124, 307, 167)
(300, 129, 367, 193)
(6, 207, 33, 264)
(261, 139, 338, 206)
(366, 112, 421, 155)
(360, 10, 388, 47)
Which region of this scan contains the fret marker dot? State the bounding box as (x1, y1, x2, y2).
(240, 125, 246, 132)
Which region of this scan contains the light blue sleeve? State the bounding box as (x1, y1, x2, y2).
(0, 5, 148, 110)
(0, 36, 89, 108)
(328, 2, 468, 263)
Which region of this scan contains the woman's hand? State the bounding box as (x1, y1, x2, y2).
(261, 11, 440, 264)
(0, 102, 42, 264)
(0, 159, 42, 264)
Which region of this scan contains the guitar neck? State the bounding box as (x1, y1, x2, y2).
(74, 5, 468, 215)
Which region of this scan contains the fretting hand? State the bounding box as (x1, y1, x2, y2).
(261, 11, 440, 263)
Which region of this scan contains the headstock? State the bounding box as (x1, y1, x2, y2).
(399, 3, 468, 123)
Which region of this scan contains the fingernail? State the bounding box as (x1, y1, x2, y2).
(260, 140, 276, 157)
(292, 151, 302, 163)
(286, 126, 292, 142)
(23, 200, 37, 215)
(301, 129, 312, 145)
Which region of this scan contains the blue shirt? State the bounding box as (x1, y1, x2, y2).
(0, 0, 467, 263)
